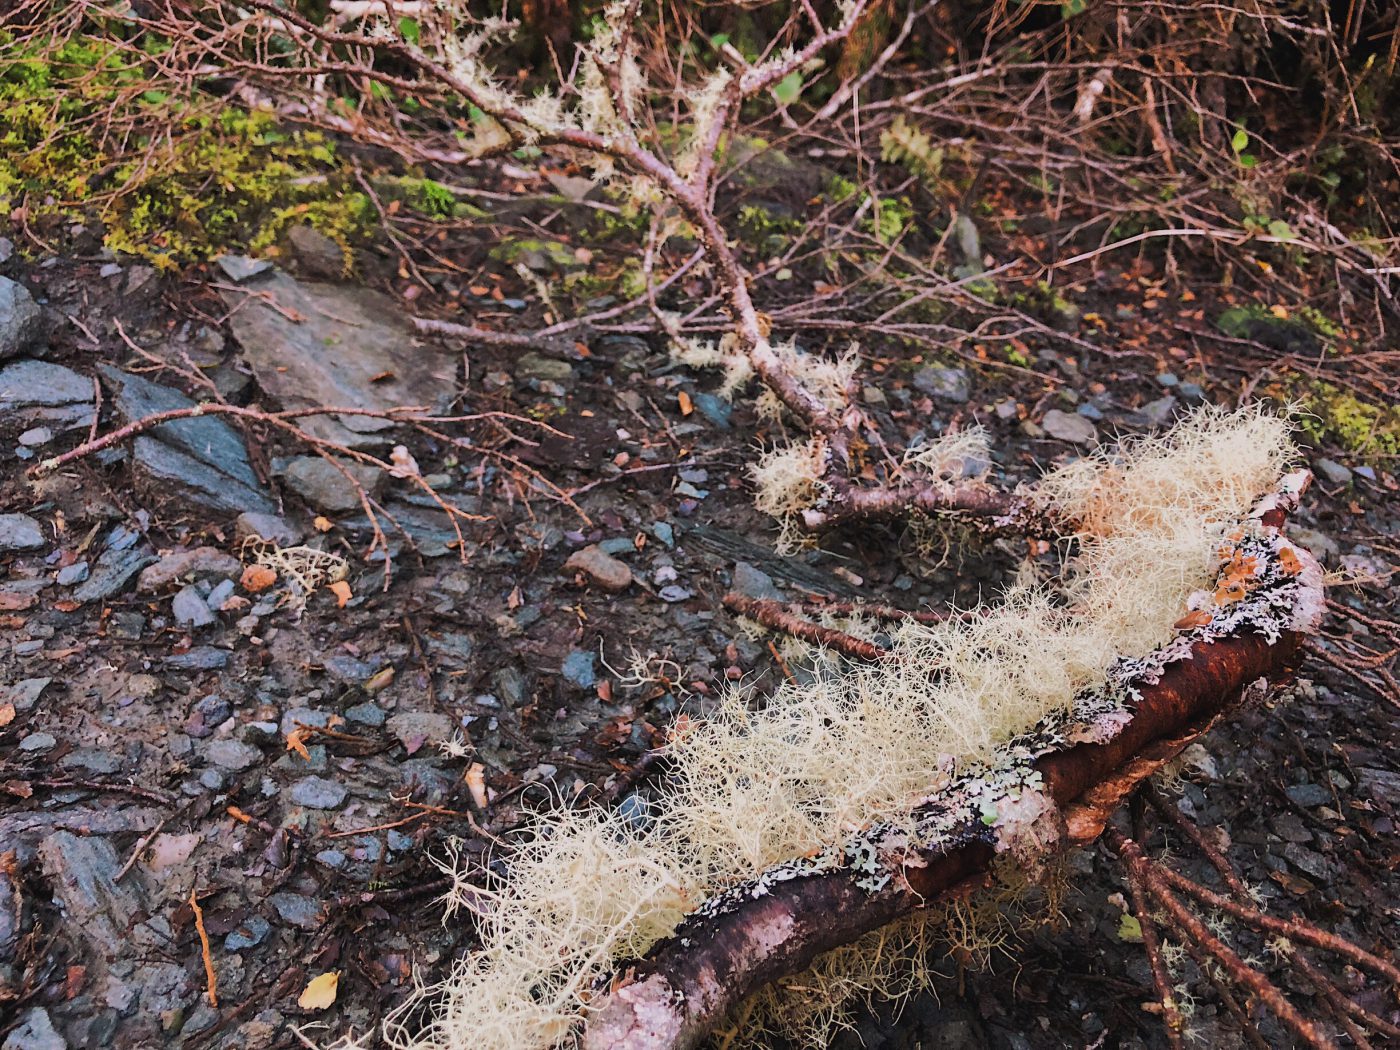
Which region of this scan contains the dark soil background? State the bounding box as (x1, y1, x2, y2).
(1, 161, 1398, 1050)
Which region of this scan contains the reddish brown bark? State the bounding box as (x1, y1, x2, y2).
(582, 628, 1306, 1049)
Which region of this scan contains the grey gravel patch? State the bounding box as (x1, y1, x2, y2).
(289, 775, 348, 809)
(281, 455, 384, 514)
(0, 513, 44, 552)
(1041, 409, 1097, 445)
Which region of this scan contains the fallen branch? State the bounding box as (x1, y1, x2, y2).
(580, 488, 1324, 1049)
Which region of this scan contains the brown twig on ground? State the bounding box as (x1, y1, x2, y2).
(722, 591, 888, 662)
(1122, 864, 1186, 1050)
(189, 888, 218, 1008)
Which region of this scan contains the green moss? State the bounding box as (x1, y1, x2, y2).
(1297, 382, 1400, 457)
(0, 27, 381, 268)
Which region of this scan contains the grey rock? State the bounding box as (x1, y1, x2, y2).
(912, 366, 971, 403)
(206, 578, 235, 609)
(172, 585, 217, 627)
(235, 511, 300, 547)
(280, 707, 332, 736)
(138, 547, 243, 591)
(38, 832, 152, 973)
(1040, 409, 1097, 445)
(1357, 766, 1400, 808)
(0, 277, 43, 360)
(100, 366, 264, 492)
(1314, 457, 1353, 487)
(281, 455, 384, 513)
(516, 352, 575, 384)
(56, 561, 88, 585)
(268, 892, 321, 929)
(561, 649, 597, 689)
(1285, 783, 1331, 808)
(387, 711, 454, 754)
(0, 863, 17, 956)
(19, 733, 56, 752)
(18, 425, 52, 446)
(344, 701, 386, 727)
(224, 915, 271, 952)
(0, 513, 44, 551)
(340, 500, 460, 558)
(563, 545, 633, 592)
(1139, 394, 1179, 427)
(658, 584, 694, 603)
(205, 739, 263, 771)
(164, 645, 229, 671)
(59, 748, 121, 775)
(289, 775, 347, 809)
(2, 1008, 66, 1050)
(70, 546, 157, 604)
(215, 255, 274, 282)
(323, 653, 373, 683)
(0, 359, 94, 429)
(186, 694, 232, 738)
(492, 666, 530, 708)
(98, 365, 275, 514)
(618, 793, 652, 831)
(1, 677, 51, 711)
(732, 561, 782, 602)
(285, 225, 346, 279)
(218, 270, 454, 447)
(316, 849, 347, 869)
(691, 392, 732, 429)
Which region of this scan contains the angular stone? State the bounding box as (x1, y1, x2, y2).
(234, 511, 301, 547)
(0, 359, 93, 430)
(1314, 458, 1352, 487)
(164, 646, 230, 671)
(285, 225, 346, 279)
(281, 455, 384, 514)
(516, 351, 575, 384)
(268, 891, 321, 929)
(205, 739, 262, 771)
(289, 775, 347, 809)
(1, 1008, 65, 1050)
(732, 561, 782, 602)
(38, 833, 152, 975)
(130, 436, 275, 516)
(138, 547, 243, 591)
(387, 711, 455, 755)
(912, 366, 970, 403)
(172, 585, 217, 627)
(71, 547, 158, 604)
(0, 513, 44, 552)
(0, 276, 43, 360)
(218, 270, 454, 446)
(1041, 409, 1097, 445)
(563, 545, 632, 592)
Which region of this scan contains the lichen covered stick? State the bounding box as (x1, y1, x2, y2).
(582, 474, 1324, 1050)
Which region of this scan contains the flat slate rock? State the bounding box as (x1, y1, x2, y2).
(218, 269, 454, 447)
(0, 359, 94, 430)
(97, 366, 275, 514)
(0, 276, 43, 359)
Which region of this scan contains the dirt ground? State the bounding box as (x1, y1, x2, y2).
(2, 181, 1398, 1050)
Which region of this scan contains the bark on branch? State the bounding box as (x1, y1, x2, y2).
(581, 493, 1322, 1050)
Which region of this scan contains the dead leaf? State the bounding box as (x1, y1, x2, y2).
(677, 390, 693, 417)
(0, 702, 14, 728)
(0, 592, 36, 611)
(328, 580, 352, 608)
(313, 516, 334, 533)
(298, 970, 340, 1010)
(241, 564, 277, 593)
(465, 762, 489, 809)
(286, 727, 312, 761)
(389, 444, 421, 479)
(1173, 610, 1213, 630)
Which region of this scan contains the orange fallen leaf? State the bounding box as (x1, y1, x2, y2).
(313, 516, 334, 533)
(677, 390, 694, 417)
(226, 805, 252, 824)
(285, 727, 312, 761)
(1173, 610, 1213, 630)
(0, 702, 14, 727)
(465, 762, 489, 809)
(240, 565, 277, 593)
(298, 970, 340, 1010)
(328, 580, 352, 607)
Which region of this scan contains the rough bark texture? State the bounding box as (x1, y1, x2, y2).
(583, 617, 1307, 1050)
